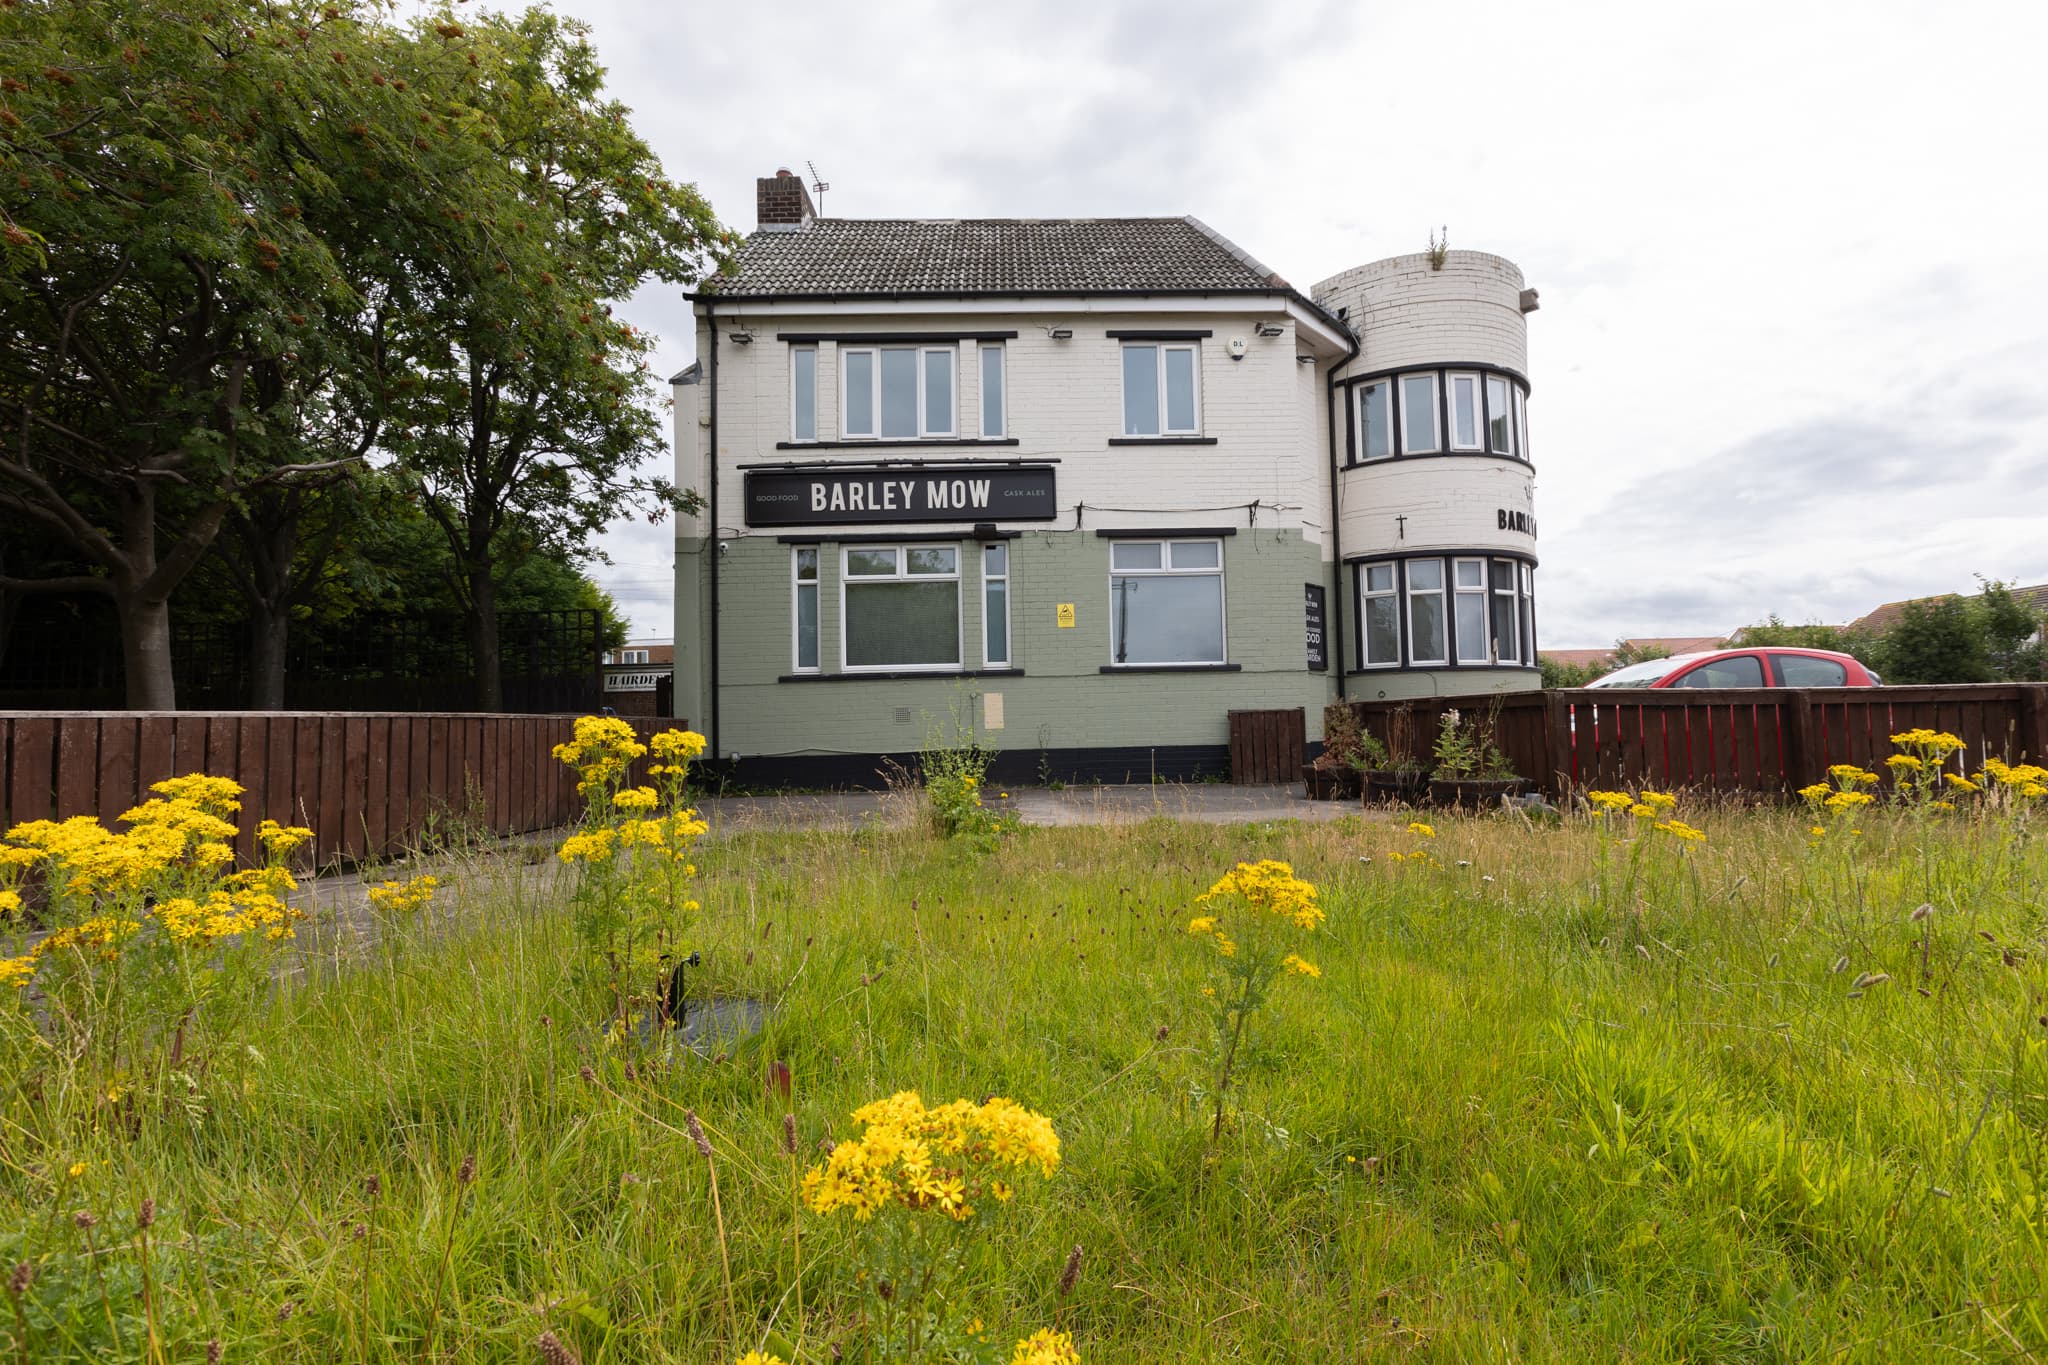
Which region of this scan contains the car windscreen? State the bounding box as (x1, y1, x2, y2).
(1586, 656, 1690, 688)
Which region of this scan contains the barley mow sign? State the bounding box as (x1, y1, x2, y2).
(743, 465, 1058, 528)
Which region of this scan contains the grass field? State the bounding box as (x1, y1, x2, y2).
(5, 779, 2048, 1362)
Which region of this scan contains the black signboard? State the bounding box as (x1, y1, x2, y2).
(1304, 582, 1328, 672)
(744, 465, 1058, 528)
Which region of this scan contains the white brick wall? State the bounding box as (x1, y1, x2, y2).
(1316, 251, 1529, 378)
(698, 307, 1331, 553)
(1334, 459, 1537, 562)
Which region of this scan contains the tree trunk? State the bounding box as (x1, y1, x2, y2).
(247, 603, 290, 710)
(119, 594, 177, 710)
(467, 561, 502, 712)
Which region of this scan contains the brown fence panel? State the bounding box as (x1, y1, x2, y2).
(97, 716, 138, 826)
(1228, 708, 1304, 785)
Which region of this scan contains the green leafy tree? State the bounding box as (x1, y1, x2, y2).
(0, 0, 482, 707)
(384, 8, 727, 709)
(1978, 580, 2046, 681)
(1870, 595, 1991, 684)
(1539, 656, 1605, 689)
(1730, 615, 1849, 650)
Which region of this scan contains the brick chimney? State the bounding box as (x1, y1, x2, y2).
(756, 167, 816, 229)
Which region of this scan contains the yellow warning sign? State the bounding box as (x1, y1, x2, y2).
(1056, 602, 1076, 628)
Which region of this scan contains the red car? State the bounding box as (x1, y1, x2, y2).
(1586, 647, 1881, 690)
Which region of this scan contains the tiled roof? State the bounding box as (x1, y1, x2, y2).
(701, 217, 1292, 298)
(1851, 582, 2048, 634)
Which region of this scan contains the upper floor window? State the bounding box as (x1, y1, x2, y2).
(842, 345, 956, 440)
(1357, 380, 1392, 461)
(1399, 373, 1439, 454)
(980, 343, 1006, 438)
(1121, 343, 1200, 436)
(791, 345, 818, 441)
(1485, 375, 1513, 455)
(1348, 367, 1530, 463)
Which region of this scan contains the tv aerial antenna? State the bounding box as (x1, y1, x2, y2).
(806, 160, 830, 214)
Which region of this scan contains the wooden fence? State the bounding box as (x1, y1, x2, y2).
(1336, 684, 2048, 798)
(1228, 708, 1307, 784)
(0, 711, 684, 865)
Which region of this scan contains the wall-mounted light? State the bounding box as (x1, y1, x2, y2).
(1045, 325, 1074, 340)
(729, 330, 754, 345)
(1295, 355, 1316, 365)
(1255, 322, 1285, 338)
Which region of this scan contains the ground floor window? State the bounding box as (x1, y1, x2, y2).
(983, 542, 1010, 666)
(842, 544, 960, 670)
(1355, 553, 1535, 669)
(1109, 538, 1224, 665)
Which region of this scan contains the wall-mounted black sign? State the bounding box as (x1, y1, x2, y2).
(1304, 582, 1328, 672)
(744, 465, 1059, 528)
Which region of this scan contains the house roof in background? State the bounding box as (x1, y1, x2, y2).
(1849, 582, 2048, 634)
(700, 216, 1294, 298)
(1541, 635, 1732, 669)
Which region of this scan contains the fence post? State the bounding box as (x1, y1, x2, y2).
(1543, 692, 1572, 796)
(1782, 691, 1817, 793)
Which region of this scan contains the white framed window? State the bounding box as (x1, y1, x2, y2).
(791, 345, 818, 442)
(983, 543, 1010, 666)
(1399, 373, 1439, 454)
(1121, 343, 1201, 436)
(980, 343, 1006, 438)
(1490, 559, 1520, 665)
(792, 548, 820, 672)
(1453, 558, 1490, 664)
(841, 544, 960, 670)
(1358, 561, 1400, 667)
(1486, 375, 1513, 455)
(1108, 538, 1224, 665)
(1447, 372, 1483, 451)
(1405, 559, 1447, 665)
(840, 345, 956, 440)
(1514, 386, 1529, 462)
(1520, 563, 1536, 664)
(1356, 379, 1393, 462)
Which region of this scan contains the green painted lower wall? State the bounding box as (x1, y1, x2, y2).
(709, 529, 1335, 761)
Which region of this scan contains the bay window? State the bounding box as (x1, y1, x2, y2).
(1109, 538, 1224, 665)
(1121, 343, 1200, 436)
(842, 544, 960, 670)
(840, 345, 956, 440)
(1346, 368, 1530, 460)
(1353, 554, 1537, 670)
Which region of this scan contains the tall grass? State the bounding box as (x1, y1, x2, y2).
(3, 799, 2046, 1360)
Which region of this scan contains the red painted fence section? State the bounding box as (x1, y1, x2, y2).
(0, 712, 688, 865)
(1338, 684, 2048, 799)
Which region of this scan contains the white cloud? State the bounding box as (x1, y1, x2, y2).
(566, 0, 2048, 641)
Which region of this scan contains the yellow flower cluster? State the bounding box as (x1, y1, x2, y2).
(1186, 915, 1237, 956)
(1983, 759, 2048, 799)
(1405, 821, 1436, 839)
(1281, 952, 1323, 977)
(1652, 818, 1706, 842)
(558, 829, 616, 863)
(647, 727, 708, 776)
(257, 819, 314, 856)
(1196, 860, 1322, 931)
(366, 874, 439, 916)
(0, 889, 19, 917)
(611, 785, 659, 813)
(1587, 789, 1677, 818)
(801, 1091, 1060, 1223)
(551, 716, 648, 799)
(153, 888, 302, 943)
(734, 1354, 789, 1365)
(1891, 728, 1965, 756)
(1010, 1329, 1081, 1364)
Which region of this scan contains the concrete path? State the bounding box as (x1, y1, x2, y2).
(695, 782, 1360, 834)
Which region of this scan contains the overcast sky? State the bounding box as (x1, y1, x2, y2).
(560, 0, 2048, 648)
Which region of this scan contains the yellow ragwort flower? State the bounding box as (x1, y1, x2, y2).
(1282, 953, 1322, 978)
(1010, 1329, 1081, 1365)
(1405, 821, 1436, 839)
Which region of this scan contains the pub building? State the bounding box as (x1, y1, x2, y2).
(670, 169, 1541, 784)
